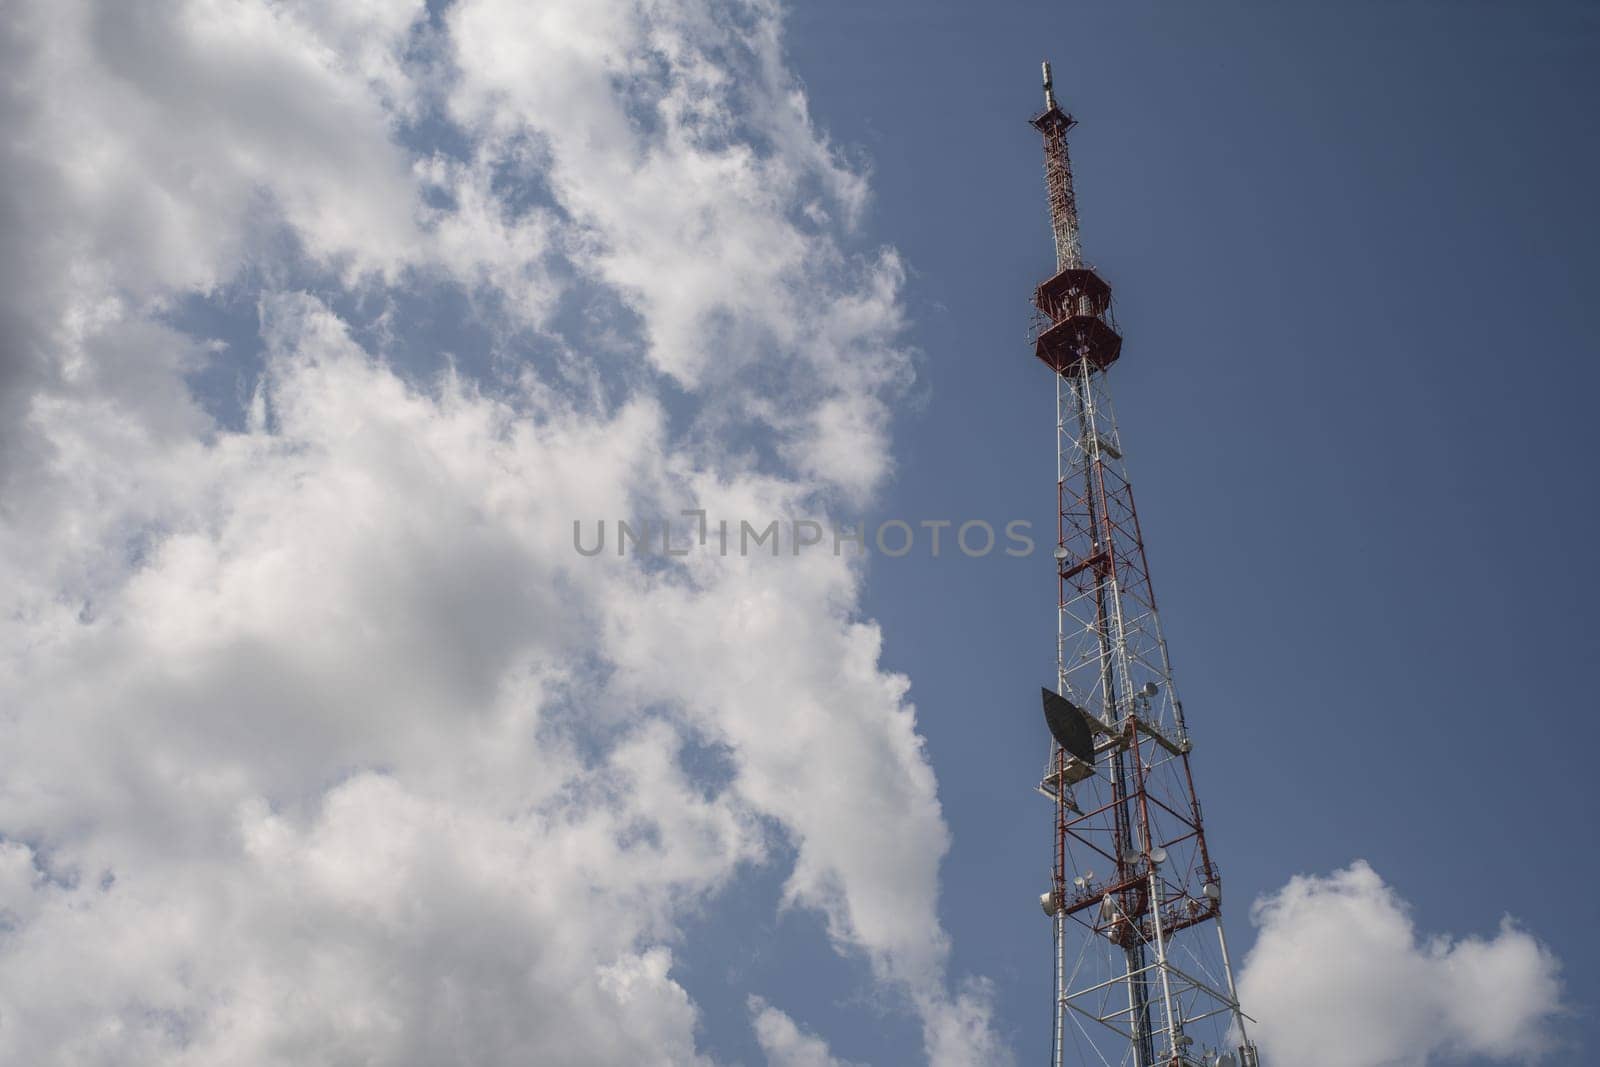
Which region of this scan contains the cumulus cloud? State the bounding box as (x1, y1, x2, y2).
(0, 0, 999, 1064)
(750, 996, 860, 1067)
(1238, 861, 1564, 1067)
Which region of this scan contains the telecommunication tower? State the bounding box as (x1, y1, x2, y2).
(1028, 62, 1259, 1067)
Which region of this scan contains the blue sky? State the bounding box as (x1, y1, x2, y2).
(775, 1, 1599, 1062)
(0, 2, 1593, 1065)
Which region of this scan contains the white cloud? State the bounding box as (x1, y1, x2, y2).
(750, 996, 860, 1067)
(1238, 861, 1564, 1067)
(0, 1, 1001, 1064)
(0, 300, 752, 1064)
(446, 0, 908, 501)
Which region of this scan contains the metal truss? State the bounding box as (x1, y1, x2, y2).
(1029, 61, 1259, 1067)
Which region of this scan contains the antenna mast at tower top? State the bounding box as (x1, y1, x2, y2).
(1026, 62, 1259, 1067)
(1033, 61, 1082, 272)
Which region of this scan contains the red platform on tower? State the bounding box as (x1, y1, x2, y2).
(1033, 267, 1122, 373)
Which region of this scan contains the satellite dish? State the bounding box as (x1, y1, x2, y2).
(1203, 882, 1221, 901)
(1041, 689, 1095, 764)
(1138, 681, 1159, 698)
(1150, 847, 1168, 865)
(1053, 545, 1069, 561)
(1082, 869, 1094, 882)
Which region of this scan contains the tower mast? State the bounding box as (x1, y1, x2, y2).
(1030, 62, 1258, 1067)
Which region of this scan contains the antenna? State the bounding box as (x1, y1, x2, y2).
(1028, 64, 1082, 272)
(1025, 65, 1258, 1067)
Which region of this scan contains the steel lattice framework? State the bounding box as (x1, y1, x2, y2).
(1029, 63, 1260, 1067)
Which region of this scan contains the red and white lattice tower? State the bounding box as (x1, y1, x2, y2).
(1029, 62, 1260, 1067)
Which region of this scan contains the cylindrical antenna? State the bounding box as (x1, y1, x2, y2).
(1042, 60, 1057, 111)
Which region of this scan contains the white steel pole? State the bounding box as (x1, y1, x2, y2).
(1149, 869, 1179, 1058)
